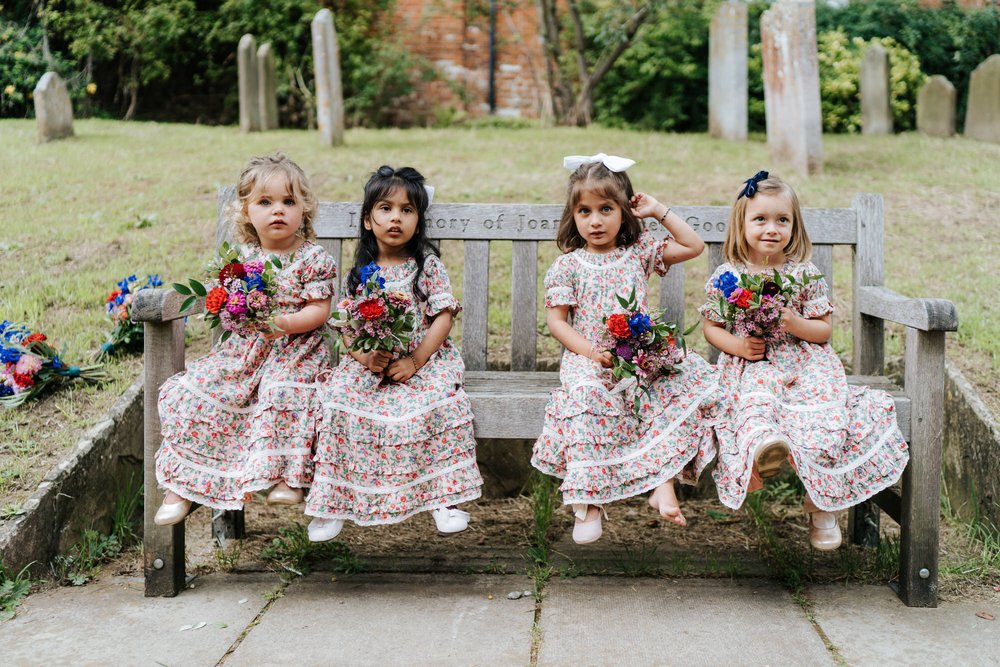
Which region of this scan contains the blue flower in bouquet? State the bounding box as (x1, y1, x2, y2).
(628, 312, 652, 335)
(244, 273, 266, 291)
(359, 262, 380, 284)
(51, 355, 63, 369)
(147, 274, 163, 288)
(0, 347, 21, 363)
(118, 275, 137, 294)
(0, 385, 12, 397)
(713, 271, 739, 298)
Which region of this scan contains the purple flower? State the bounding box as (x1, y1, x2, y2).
(243, 260, 265, 274)
(614, 341, 634, 361)
(225, 291, 248, 316)
(246, 290, 269, 311)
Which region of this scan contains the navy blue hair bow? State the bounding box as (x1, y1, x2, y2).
(737, 170, 769, 200)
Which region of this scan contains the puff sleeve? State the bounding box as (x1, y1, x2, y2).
(797, 261, 833, 319)
(299, 245, 338, 301)
(633, 229, 672, 278)
(543, 254, 577, 308)
(418, 254, 462, 317)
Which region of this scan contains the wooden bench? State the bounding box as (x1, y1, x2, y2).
(133, 190, 957, 607)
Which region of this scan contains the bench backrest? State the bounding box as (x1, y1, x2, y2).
(217, 188, 886, 375)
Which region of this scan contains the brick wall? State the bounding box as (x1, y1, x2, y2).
(394, 0, 551, 120)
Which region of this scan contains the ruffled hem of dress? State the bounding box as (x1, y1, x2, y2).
(314, 421, 478, 477)
(304, 459, 483, 525)
(315, 392, 475, 450)
(156, 445, 313, 511)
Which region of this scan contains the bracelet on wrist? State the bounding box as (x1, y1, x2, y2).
(659, 207, 673, 223)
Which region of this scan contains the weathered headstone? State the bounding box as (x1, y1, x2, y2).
(311, 9, 344, 147)
(33, 72, 74, 143)
(238, 34, 260, 133)
(861, 43, 893, 135)
(916, 75, 955, 138)
(964, 54, 1000, 144)
(709, 1, 748, 141)
(257, 42, 279, 131)
(760, 1, 823, 175)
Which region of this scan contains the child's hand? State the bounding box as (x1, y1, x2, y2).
(263, 315, 290, 341)
(629, 192, 662, 220)
(590, 349, 614, 368)
(386, 356, 419, 383)
(738, 336, 766, 361)
(359, 350, 393, 374)
(780, 307, 798, 328)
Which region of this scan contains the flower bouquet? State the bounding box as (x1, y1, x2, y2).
(597, 287, 687, 414)
(330, 262, 417, 353)
(709, 269, 820, 341)
(97, 274, 163, 360)
(0, 321, 110, 408)
(172, 242, 282, 343)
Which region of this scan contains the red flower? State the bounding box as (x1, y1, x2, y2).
(205, 287, 229, 314)
(13, 372, 35, 387)
(106, 290, 121, 303)
(358, 298, 386, 320)
(731, 288, 753, 309)
(607, 313, 631, 339)
(23, 333, 46, 344)
(218, 262, 246, 282)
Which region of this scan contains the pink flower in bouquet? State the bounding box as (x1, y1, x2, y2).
(387, 291, 412, 307)
(226, 291, 248, 316)
(243, 260, 265, 274)
(15, 354, 42, 376)
(728, 288, 753, 309)
(246, 290, 269, 311)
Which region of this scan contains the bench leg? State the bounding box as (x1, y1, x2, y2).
(898, 329, 944, 608)
(213, 509, 246, 543)
(848, 500, 880, 547)
(143, 320, 187, 597)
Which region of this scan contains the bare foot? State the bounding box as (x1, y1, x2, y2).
(648, 481, 687, 527)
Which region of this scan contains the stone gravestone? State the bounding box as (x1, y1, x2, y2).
(916, 75, 955, 138)
(238, 34, 260, 133)
(861, 43, 893, 135)
(709, 1, 748, 141)
(311, 9, 344, 147)
(33, 72, 74, 143)
(964, 54, 1000, 144)
(257, 42, 279, 131)
(760, 0, 824, 175)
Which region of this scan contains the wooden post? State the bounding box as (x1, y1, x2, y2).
(706, 243, 725, 364)
(898, 328, 944, 607)
(462, 241, 490, 370)
(143, 319, 187, 597)
(510, 241, 538, 371)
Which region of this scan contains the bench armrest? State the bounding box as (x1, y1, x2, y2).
(132, 288, 205, 324)
(856, 286, 958, 332)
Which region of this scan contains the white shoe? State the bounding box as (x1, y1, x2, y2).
(431, 507, 470, 534)
(808, 511, 842, 551)
(153, 498, 192, 526)
(571, 504, 607, 545)
(307, 517, 344, 542)
(753, 436, 790, 479)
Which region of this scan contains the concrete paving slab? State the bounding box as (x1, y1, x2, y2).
(228, 573, 535, 667)
(0, 572, 280, 667)
(537, 577, 833, 666)
(810, 585, 1000, 666)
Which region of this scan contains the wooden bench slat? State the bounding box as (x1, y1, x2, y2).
(462, 240, 490, 370)
(510, 241, 538, 371)
(660, 262, 685, 331)
(310, 202, 859, 244)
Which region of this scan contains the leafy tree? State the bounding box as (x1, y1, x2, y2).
(44, 0, 195, 119)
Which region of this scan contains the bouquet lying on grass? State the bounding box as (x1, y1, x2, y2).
(98, 274, 163, 360)
(330, 262, 417, 353)
(709, 269, 820, 340)
(0, 321, 109, 408)
(172, 242, 282, 343)
(597, 288, 687, 413)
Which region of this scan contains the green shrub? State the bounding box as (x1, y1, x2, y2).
(0, 18, 83, 118)
(817, 30, 925, 133)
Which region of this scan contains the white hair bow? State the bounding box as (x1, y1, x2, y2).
(424, 184, 435, 206)
(562, 153, 635, 173)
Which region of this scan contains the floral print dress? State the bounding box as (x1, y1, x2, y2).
(700, 260, 909, 511)
(532, 231, 720, 506)
(155, 241, 338, 509)
(306, 254, 483, 525)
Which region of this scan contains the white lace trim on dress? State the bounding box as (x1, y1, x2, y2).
(324, 394, 464, 423)
(571, 248, 634, 270)
(159, 445, 313, 478)
(313, 457, 478, 494)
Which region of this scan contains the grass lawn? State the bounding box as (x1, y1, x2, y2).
(1, 119, 998, 519)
